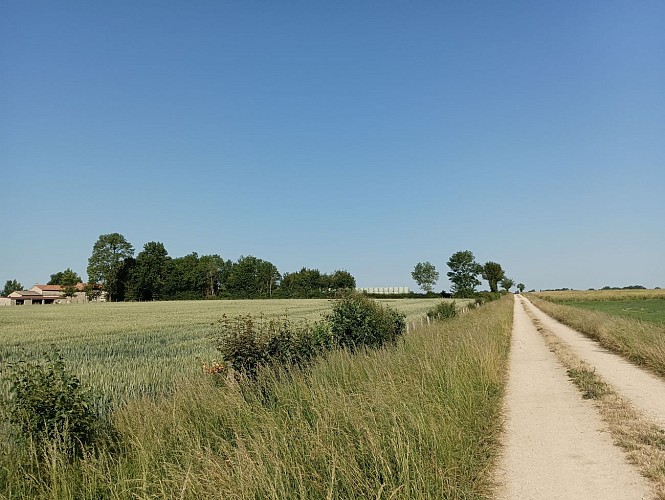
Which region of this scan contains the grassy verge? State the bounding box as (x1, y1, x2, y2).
(527, 296, 665, 378)
(0, 297, 513, 499)
(523, 306, 665, 498)
(559, 300, 665, 325)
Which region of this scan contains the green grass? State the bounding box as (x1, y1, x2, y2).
(0, 296, 512, 499)
(532, 289, 665, 302)
(0, 299, 445, 403)
(560, 300, 665, 325)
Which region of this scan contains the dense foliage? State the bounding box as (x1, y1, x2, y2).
(1, 279, 23, 296)
(427, 300, 458, 320)
(411, 261, 439, 293)
(328, 292, 406, 350)
(447, 250, 482, 298)
(481, 261, 504, 294)
(48, 267, 82, 297)
(212, 293, 406, 379)
(84, 234, 356, 301)
(87, 233, 135, 302)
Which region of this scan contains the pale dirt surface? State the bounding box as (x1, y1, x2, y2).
(495, 296, 651, 499)
(522, 297, 665, 429)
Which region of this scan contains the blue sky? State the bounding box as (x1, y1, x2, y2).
(2, 1, 664, 292)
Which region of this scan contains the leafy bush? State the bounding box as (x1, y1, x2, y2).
(212, 314, 331, 379)
(475, 291, 501, 306)
(211, 293, 405, 381)
(327, 292, 406, 350)
(1, 350, 110, 457)
(212, 314, 270, 379)
(427, 300, 457, 320)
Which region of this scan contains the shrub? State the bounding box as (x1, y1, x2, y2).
(212, 314, 270, 379)
(1, 349, 110, 458)
(327, 292, 406, 350)
(211, 294, 405, 381)
(427, 300, 457, 320)
(212, 314, 331, 379)
(475, 291, 501, 306)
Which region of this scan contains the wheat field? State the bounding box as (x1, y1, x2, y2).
(0, 298, 445, 403)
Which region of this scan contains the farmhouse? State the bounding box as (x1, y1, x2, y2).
(3, 284, 88, 306)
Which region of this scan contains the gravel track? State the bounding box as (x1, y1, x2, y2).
(496, 296, 651, 499)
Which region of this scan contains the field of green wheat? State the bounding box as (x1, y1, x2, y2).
(0, 298, 446, 403)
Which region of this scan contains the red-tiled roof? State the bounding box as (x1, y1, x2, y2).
(34, 284, 62, 291)
(33, 283, 86, 291)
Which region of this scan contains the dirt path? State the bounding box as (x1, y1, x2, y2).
(522, 298, 665, 429)
(496, 296, 651, 499)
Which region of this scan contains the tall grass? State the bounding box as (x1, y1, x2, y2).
(528, 296, 665, 378)
(0, 297, 513, 499)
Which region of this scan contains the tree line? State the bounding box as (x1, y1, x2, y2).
(84, 233, 355, 302)
(411, 250, 525, 297)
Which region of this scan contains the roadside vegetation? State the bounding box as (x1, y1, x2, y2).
(523, 305, 665, 497)
(0, 295, 513, 498)
(528, 292, 665, 378)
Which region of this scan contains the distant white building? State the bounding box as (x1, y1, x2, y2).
(356, 287, 410, 295)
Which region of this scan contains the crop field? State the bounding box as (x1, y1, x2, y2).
(0, 298, 447, 403)
(0, 296, 510, 498)
(532, 288, 665, 302)
(531, 289, 665, 325)
(555, 300, 665, 325)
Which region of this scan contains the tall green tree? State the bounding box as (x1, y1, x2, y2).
(198, 254, 231, 298)
(447, 250, 482, 298)
(226, 256, 280, 298)
(164, 253, 203, 299)
(280, 268, 326, 297)
(329, 270, 356, 291)
(481, 261, 505, 293)
(411, 261, 439, 293)
(48, 268, 82, 298)
(87, 233, 134, 302)
(500, 277, 515, 292)
(128, 242, 172, 301)
(2, 279, 23, 296)
(48, 268, 82, 286)
(517, 283, 525, 293)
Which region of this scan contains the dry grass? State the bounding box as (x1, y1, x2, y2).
(527, 296, 665, 379)
(523, 306, 665, 499)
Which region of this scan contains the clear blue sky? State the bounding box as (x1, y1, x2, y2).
(2, 1, 664, 292)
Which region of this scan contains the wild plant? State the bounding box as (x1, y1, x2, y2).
(1, 349, 112, 458)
